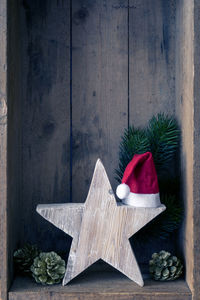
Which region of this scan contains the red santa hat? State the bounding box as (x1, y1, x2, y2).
(116, 152, 161, 207)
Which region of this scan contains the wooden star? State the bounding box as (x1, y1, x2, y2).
(37, 159, 165, 287)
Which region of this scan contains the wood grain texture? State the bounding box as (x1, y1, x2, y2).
(20, 0, 71, 251)
(9, 271, 192, 300)
(7, 0, 21, 293)
(175, 0, 194, 296)
(1, 0, 199, 298)
(37, 159, 165, 287)
(128, 0, 177, 265)
(0, 0, 7, 299)
(193, 1, 200, 299)
(129, 0, 176, 127)
(72, 0, 128, 203)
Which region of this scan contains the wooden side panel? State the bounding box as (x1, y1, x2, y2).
(129, 0, 176, 127)
(71, 0, 128, 203)
(7, 0, 21, 293)
(175, 0, 194, 295)
(0, 0, 7, 299)
(193, 1, 200, 299)
(20, 0, 71, 251)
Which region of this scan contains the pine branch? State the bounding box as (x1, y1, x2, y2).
(115, 127, 150, 182)
(147, 113, 180, 174)
(115, 113, 182, 239)
(133, 194, 183, 240)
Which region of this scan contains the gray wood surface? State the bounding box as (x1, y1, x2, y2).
(37, 159, 165, 287)
(0, 1, 7, 299)
(129, 0, 176, 127)
(20, 0, 71, 251)
(127, 0, 177, 264)
(175, 0, 193, 293)
(9, 273, 191, 300)
(7, 0, 21, 295)
(193, 1, 200, 299)
(71, 0, 128, 203)
(176, 1, 200, 299)
(1, 0, 200, 298)
(19, 0, 178, 258)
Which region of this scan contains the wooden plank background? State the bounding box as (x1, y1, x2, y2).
(20, 0, 71, 252)
(129, 0, 176, 126)
(129, 0, 177, 264)
(71, 0, 128, 203)
(0, 0, 199, 299)
(19, 0, 176, 260)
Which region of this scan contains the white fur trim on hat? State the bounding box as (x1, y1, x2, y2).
(122, 192, 161, 207)
(116, 183, 130, 199)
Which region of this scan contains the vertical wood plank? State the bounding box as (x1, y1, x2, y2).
(128, 0, 177, 264)
(72, 0, 128, 203)
(7, 0, 21, 292)
(176, 0, 195, 296)
(129, 0, 176, 127)
(21, 0, 71, 251)
(0, 0, 7, 298)
(193, 1, 200, 298)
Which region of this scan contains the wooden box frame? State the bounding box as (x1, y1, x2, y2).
(0, 0, 200, 299)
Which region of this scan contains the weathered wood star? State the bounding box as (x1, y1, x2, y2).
(37, 159, 165, 286)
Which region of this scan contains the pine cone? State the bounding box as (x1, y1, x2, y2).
(13, 244, 40, 275)
(149, 250, 183, 281)
(31, 251, 66, 285)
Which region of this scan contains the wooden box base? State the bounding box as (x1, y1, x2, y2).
(9, 264, 191, 300)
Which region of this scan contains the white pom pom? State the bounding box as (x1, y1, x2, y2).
(116, 184, 130, 199)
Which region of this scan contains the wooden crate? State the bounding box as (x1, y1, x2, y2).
(0, 0, 199, 299)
